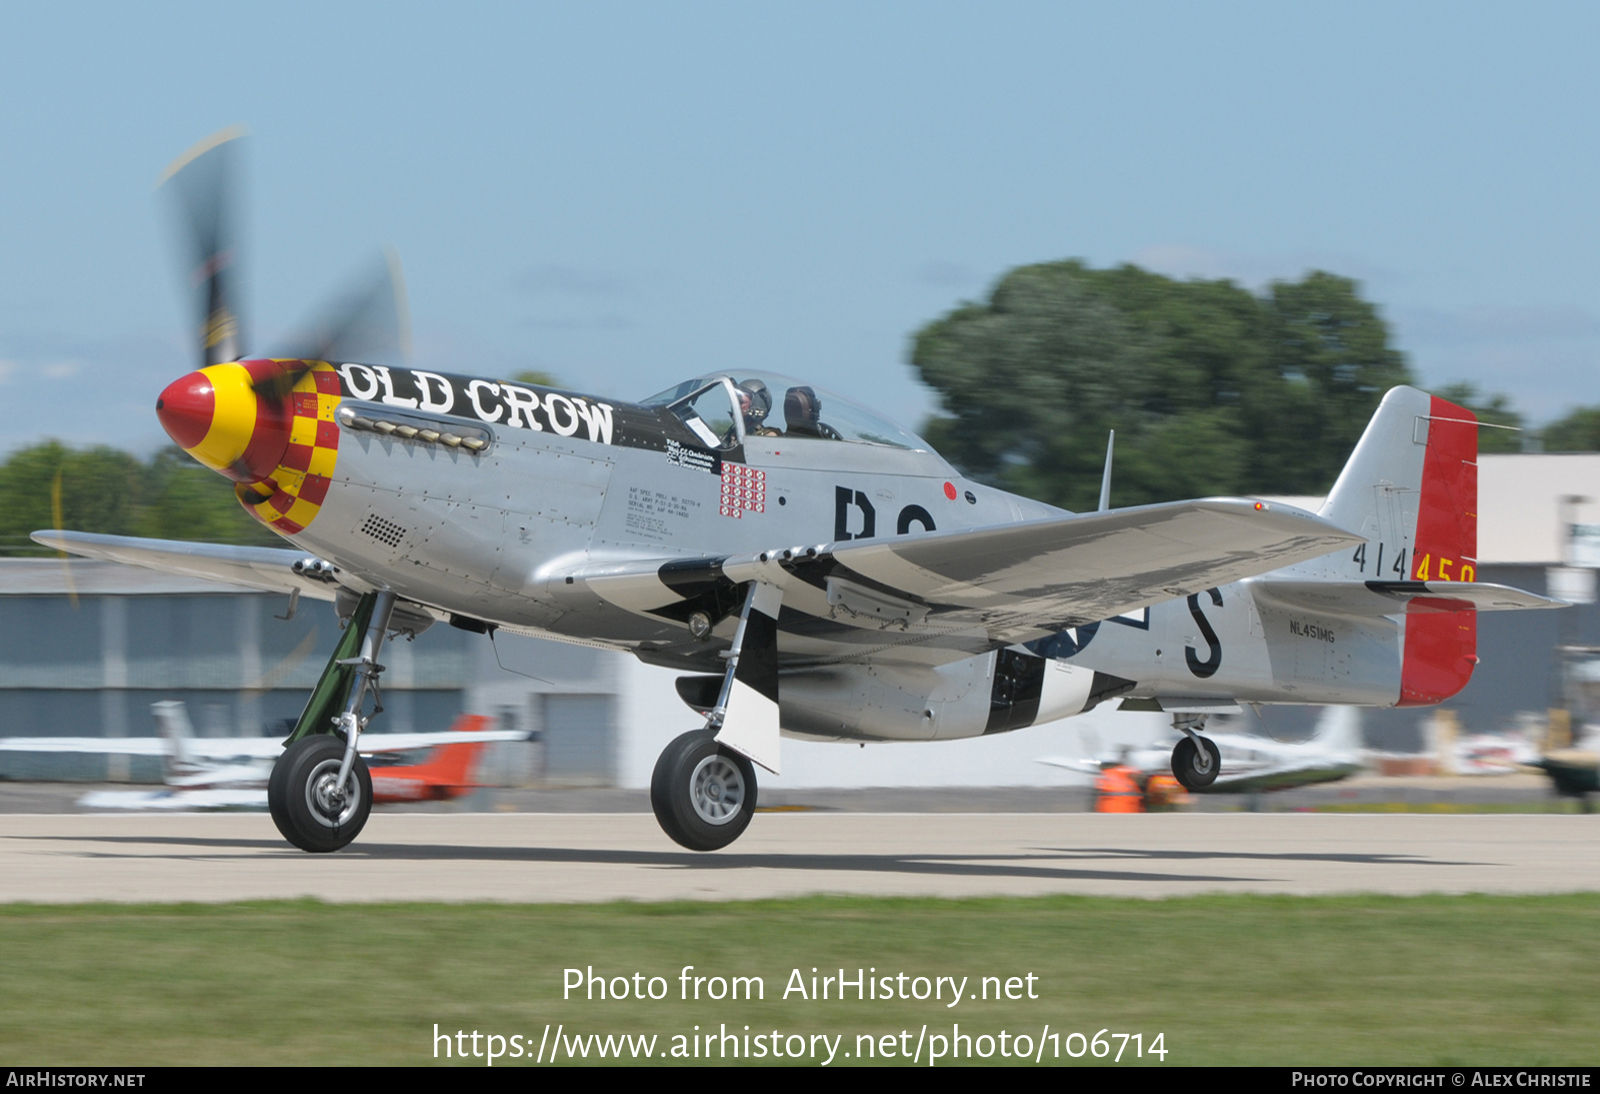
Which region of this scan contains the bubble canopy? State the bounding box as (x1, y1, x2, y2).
(641, 371, 931, 451)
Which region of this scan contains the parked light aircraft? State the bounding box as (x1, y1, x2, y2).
(1037, 706, 1364, 795)
(33, 129, 1562, 852)
(1530, 723, 1600, 805)
(0, 702, 523, 811)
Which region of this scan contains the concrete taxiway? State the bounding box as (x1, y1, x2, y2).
(1, 812, 1596, 903)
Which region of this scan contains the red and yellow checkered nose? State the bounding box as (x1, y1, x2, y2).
(156, 361, 293, 483)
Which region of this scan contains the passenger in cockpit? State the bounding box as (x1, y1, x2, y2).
(784, 385, 842, 440)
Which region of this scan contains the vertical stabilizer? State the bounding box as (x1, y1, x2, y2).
(1308, 705, 1363, 756)
(412, 714, 491, 790)
(1316, 386, 1480, 705)
(150, 700, 196, 779)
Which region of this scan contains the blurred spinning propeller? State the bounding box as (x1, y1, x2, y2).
(155, 128, 411, 485)
(159, 127, 411, 393)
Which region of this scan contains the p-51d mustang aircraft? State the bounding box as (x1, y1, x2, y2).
(36, 130, 1561, 853)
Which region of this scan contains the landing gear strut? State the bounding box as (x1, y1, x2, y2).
(269, 589, 396, 852)
(1170, 714, 1222, 791)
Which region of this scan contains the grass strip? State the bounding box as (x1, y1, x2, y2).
(1, 892, 1596, 1066)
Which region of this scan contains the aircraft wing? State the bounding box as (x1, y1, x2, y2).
(78, 789, 268, 811)
(805, 498, 1358, 637)
(30, 530, 340, 600)
(1208, 758, 1363, 794)
(0, 729, 528, 759)
(346, 730, 529, 753)
(1034, 756, 1107, 777)
(574, 498, 1358, 656)
(0, 738, 175, 756)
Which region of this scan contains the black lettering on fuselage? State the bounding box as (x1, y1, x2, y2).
(1185, 588, 1223, 678)
(834, 487, 876, 541)
(896, 504, 935, 535)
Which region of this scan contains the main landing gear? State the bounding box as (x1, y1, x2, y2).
(650, 578, 781, 851)
(1170, 714, 1222, 791)
(269, 589, 397, 853)
(651, 730, 757, 851)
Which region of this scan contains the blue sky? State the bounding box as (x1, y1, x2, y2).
(1, 2, 1597, 455)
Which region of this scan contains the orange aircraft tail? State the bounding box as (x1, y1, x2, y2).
(369, 714, 493, 803)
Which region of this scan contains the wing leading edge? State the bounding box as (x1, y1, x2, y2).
(30, 530, 338, 600)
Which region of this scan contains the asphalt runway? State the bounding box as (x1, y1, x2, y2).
(2, 812, 1596, 903)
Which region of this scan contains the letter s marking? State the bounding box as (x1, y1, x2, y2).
(1185, 588, 1223, 679)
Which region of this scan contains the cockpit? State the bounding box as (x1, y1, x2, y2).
(640, 371, 930, 452)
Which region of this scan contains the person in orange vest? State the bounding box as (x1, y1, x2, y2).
(1143, 772, 1187, 812)
(1094, 751, 1145, 813)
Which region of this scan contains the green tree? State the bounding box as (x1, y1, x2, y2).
(1541, 406, 1600, 452)
(911, 261, 1415, 510)
(1433, 383, 1524, 454)
(136, 447, 286, 545)
(509, 369, 561, 388)
(0, 442, 283, 555)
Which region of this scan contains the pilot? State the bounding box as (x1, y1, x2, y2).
(737, 379, 781, 438)
(783, 385, 841, 439)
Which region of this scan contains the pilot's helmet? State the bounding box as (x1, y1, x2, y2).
(784, 385, 821, 433)
(737, 379, 772, 424)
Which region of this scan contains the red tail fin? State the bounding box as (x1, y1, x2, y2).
(1398, 395, 1479, 706)
(369, 714, 491, 802)
(418, 714, 490, 789)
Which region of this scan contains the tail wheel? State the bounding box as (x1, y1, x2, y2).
(651, 730, 757, 851)
(270, 735, 372, 853)
(1172, 736, 1221, 791)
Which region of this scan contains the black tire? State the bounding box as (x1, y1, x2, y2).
(267, 745, 298, 847)
(1172, 736, 1222, 791)
(273, 735, 372, 853)
(650, 730, 757, 851)
(649, 738, 692, 849)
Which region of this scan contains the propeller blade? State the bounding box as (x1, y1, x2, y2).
(159, 126, 249, 369)
(257, 249, 411, 397)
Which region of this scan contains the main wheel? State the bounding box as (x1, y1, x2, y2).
(1172, 736, 1222, 791)
(270, 735, 372, 853)
(650, 730, 757, 851)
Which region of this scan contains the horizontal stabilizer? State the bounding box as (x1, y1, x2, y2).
(1253, 578, 1564, 617)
